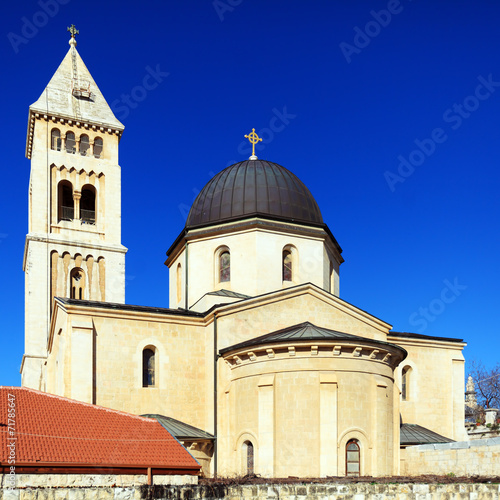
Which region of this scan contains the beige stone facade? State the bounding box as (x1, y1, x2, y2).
(22, 36, 468, 478)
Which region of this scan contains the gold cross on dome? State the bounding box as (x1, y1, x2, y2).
(67, 24, 79, 38)
(244, 128, 262, 159)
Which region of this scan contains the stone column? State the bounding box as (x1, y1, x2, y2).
(73, 190, 81, 220)
(258, 374, 275, 477)
(319, 372, 338, 477)
(70, 316, 94, 404)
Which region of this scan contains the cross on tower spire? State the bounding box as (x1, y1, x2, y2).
(67, 24, 79, 38)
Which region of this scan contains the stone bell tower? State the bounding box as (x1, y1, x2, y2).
(22, 27, 127, 389)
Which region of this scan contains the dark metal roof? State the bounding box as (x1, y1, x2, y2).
(186, 160, 324, 229)
(389, 331, 464, 343)
(56, 298, 204, 317)
(206, 289, 251, 299)
(220, 321, 407, 357)
(400, 423, 454, 446)
(141, 414, 214, 441)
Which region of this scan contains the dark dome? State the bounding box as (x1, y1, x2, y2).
(186, 160, 323, 228)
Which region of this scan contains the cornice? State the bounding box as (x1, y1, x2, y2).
(26, 110, 123, 159)
(222, 338, 406, 370)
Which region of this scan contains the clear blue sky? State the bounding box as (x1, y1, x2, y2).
(1, 0, 499, 386)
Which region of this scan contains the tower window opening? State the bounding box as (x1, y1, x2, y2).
(346, 440, 360, 477)
(80, 185, 96, 224)
(219, 251, 230, 283)
(58, 180, 74, 221)
(79, 134, 90, 156)
(283, 250, 293, 281)
(93, 137, 103, 158)
(65, 132, 76, 154)
(143, 348, 156, 387)
(70, 268, 85, 300)
(51, 128, 61, 151)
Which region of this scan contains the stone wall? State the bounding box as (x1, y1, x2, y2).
(2, 482, 500, 499)
(0, 474, 196, 489)
(401, 436, 500, 475)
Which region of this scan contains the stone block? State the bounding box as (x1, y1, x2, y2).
(450, 441, 470, 449)
(113, 488, 135, 500)
(2, 489, 20, 500)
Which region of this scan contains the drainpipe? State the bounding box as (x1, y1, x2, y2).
(214, 313, 218, 477)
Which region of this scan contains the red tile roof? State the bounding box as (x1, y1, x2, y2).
(0, 387, 200, 473)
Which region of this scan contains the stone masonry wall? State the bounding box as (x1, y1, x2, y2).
(2, 482, 500, 499)
(401, 436, 500, 476)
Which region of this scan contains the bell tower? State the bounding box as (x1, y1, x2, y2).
(22, 27, 127, 389)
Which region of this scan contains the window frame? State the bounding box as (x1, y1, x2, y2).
(142, 347, 156, 388)
(51, 128, 61, 151)
(402, 365, 411, 401)
(79, 134, 90, 156)
(93, 137, 103, 158)
(80, 184, 97, 225)
(345, 439, 360, 477)
(58, 180, 74, 222)
(70, 267, 85, 300)
(215, 246, 231, 284)
(65, 131, 76, 154)
(243, 440, 254, 475)
(282, 245, 298, 284)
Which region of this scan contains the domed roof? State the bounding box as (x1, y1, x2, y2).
(186, 160, 323, 228)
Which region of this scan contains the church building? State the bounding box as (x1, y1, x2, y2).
(21, 29, 468, 478)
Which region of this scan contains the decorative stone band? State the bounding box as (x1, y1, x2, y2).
(222, 339, 406, 370)
(26, 111, 123, 159)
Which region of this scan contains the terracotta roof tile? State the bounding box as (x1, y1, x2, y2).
(0, 387, 200, 471)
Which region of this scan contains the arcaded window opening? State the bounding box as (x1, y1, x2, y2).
(65, 131, 76, 154)
(219, 250, 230, 283)
(70, 267, 85, 300)
(80, 184, 96, 224)
(51, 128, 61, 151)
(93, 137, 103, 158)
(143, 348, 156, 387)
(402, 366, 411, 401)
(79, 134, 90, 156)
(346, 440, 360, 477)
(58, 180, 74, 221)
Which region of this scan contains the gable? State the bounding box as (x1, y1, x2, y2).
(213, 283, 392, 351)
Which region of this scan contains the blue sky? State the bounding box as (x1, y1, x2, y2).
(1, 0, 499, 386)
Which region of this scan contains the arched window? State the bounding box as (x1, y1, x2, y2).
(176, 263, 182, 304)
(80, 185, 96, 224)
(143, 348, 156, 387)
(219, 250, 230, 283)
(283, 250, 292, 281)
(402, 366, 411, 401)
(243, 441, 254, 475)
(79, 134, 90, 156)
(65, 131, 76, 154)
(346, 440, 360, 477)
(70, 268, 85, 300)
(93, 137, 103, 158)
(51, 128, 61, 151)
(58, 180, 74, 221)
